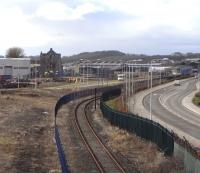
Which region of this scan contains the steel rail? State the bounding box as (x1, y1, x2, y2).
(74, 97, 105, 173)
(84, 99, 127, 173)
(74, 97, 127, 173)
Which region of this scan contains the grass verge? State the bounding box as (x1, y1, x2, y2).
(106, 96, 127, 112)
(192, 92, 200, 106)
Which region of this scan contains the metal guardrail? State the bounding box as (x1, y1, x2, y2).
(100, 88, 174, 156)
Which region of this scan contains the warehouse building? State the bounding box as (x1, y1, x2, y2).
(0, 58, 31, 79)
(40, 48, 63, 77)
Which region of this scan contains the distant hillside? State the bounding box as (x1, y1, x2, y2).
(62, 50, 127, 63)
(28, 50, 200, 64)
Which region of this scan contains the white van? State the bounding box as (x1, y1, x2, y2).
(174, 80, 180, 86)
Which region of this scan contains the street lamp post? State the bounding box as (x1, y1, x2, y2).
(87, 61, 88, 86)
(18, 59, 19, 89)
(159, 68, 162, 85)
(34, 60, 37, 89)
(198, 62, 200, 92)
(150, 61, 153, 120)
(98, 66, 100, 86)
(132, 64, 134, 94)
(149, 59, 159, 120)
(125, 63, 128, 104)
(101, 63, 104, 86)
(83, 62, 85, 84)
(128, 64, 131, 110)
(147, 67, 150, 88)
(97, 59, 100, 86)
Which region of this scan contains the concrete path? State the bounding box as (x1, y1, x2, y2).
(182, 81, 200, 116)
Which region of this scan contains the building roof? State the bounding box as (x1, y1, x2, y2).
(40, 48, 61, 56)
(0, 57, 30, 60)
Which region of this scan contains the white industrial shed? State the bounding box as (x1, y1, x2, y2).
(0, 58, 31, 79)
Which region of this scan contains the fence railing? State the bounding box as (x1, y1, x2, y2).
(100, 82, 200, 172)
(174, 142, 200, 173)
(54, 75, 194, 172)
(54, 85, 122, 173)
(100, 88, 174, 156)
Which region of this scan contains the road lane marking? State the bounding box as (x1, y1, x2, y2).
(159, 93, 200, 128)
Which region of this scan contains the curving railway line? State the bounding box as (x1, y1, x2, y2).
(74, 97, 127, 173)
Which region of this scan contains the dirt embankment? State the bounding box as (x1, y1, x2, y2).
(0, 88, 185, 173)
(0, 89, 71, 173)
(89, 101, 185, 173)
(56, 97, 185, 173)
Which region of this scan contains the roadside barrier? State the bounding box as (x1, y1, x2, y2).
(174, 142, 200, 173)
(172, 132, 200, 173)
(100, 79, 200, 173)
(100, 88, 174, 156)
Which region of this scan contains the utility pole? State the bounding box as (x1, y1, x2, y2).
(18, 59, 19, 89)
(87, 61, 88, 86)
(198, 62, 200, 92)
(128, 64, 131, 110)
(125, 64, 128, 105)
(94, 88, 97, 110)
(131, 65, 134, 95)
(122, 63, 125, 108)
(147, 67, 149, 88)
(149, 59, 158, 120)
(34, 60, 37, 89)
(97, 63, 99, 86)
(160, 68, 162, 85)
(80, 59, 85, 85)
(150, 61, 153, 120)
(97, 59, 100, 86)
(102, 63, 104, 86)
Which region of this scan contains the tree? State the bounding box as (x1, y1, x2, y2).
(6, 47, 25, 58)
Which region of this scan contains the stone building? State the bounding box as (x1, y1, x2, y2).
(40, 48, 63, 77)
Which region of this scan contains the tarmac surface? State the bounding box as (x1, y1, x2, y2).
(129, 78, 200, 148)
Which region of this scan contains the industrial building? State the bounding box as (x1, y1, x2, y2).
(40, 48, 63, 77)
(0, 58, 31, 79)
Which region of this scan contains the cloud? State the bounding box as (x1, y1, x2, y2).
(1, 0, 200, 55)
(0, 6, 54, 53)
(36, 1, 103, 21)
(93, 0, 200, 33)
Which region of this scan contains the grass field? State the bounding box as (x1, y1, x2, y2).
(106, 96, 128, 112)
(193, 92, 200, 106)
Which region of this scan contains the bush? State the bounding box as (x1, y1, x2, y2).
(193, 96, 200, 106)
(195, 92, 200, 97)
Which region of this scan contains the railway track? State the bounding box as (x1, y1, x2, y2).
(74, 97, 127, 173)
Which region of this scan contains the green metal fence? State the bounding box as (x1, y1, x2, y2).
(100, 88, 174, 156)
(174, 142, 200, 173)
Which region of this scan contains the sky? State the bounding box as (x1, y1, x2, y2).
(1, 0, 200, 56)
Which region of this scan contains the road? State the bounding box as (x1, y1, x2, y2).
(143, 78, 200, 142)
